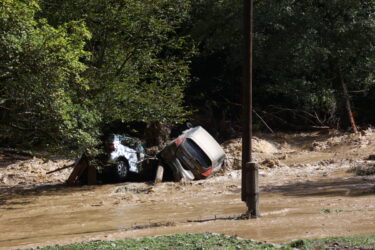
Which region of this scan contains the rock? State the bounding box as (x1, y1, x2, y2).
(261, 159, 280, 168)
(368, 154, 375, 161)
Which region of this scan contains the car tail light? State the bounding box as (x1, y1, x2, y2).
(175, 138, 185, 146)
(201, 167, 212, 177)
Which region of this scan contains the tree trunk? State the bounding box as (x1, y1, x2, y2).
(339, 70, 358, 133)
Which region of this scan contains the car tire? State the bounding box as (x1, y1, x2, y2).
(113, 159, 129, 181)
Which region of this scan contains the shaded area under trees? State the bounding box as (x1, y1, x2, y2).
(186, 0, 374, 138)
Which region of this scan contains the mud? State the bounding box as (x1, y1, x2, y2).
(1, 130, 375, 249)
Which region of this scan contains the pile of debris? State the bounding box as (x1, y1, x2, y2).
(221, 137, 279, 170)
(0, 153, 73, 186)
(310, 128, 374, 151)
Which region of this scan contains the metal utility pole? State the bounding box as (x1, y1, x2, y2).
(241, 0, 259, 218)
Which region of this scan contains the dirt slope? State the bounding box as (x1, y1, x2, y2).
(1, 129, 375, 249)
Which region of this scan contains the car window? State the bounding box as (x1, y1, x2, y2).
(179, 139, 211, 168)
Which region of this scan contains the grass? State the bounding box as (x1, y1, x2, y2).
(288, 234, 375, 249)
(33, 233, 375, 250)
(35, 234, 275, 250)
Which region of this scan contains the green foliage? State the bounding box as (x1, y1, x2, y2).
(41, 0, 194, 124)
(37, 233, 276, 249)
(1, 0, 374, 151)
(287, 234, 375, 249)
(1, 0, 194, 152)
(33, 233, 375, 250)
(0, 0, 99, 150)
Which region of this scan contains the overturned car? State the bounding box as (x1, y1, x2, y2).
(102, 134, 148, 181)
(158, 126, 226, 181)
(66, 126, 226, 184)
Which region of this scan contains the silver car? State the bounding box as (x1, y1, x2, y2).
(158, 126, 226, 181)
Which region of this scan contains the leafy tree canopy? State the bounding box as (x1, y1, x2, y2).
(0, 0, 98, 150)
(1, 0, 194, 152)
(40, 0, 194, 124)
(1, 0, 374, 151)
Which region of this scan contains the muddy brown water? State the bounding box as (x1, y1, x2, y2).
(1, 169, 375, 250)
(1, 131, 375, 249)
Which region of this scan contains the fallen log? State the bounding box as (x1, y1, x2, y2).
(66, 154, 90, 185)
(46, 162, 76, 174)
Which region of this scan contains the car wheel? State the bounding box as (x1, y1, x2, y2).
(114, 159, 129, 181)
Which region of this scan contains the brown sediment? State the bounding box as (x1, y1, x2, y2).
(1, 130, 375, 249)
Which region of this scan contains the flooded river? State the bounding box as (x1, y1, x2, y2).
(1, 168, 375, 249)
(1, 131, 375, 249)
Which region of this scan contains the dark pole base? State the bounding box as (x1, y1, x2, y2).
(244, 162, 260, 218)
